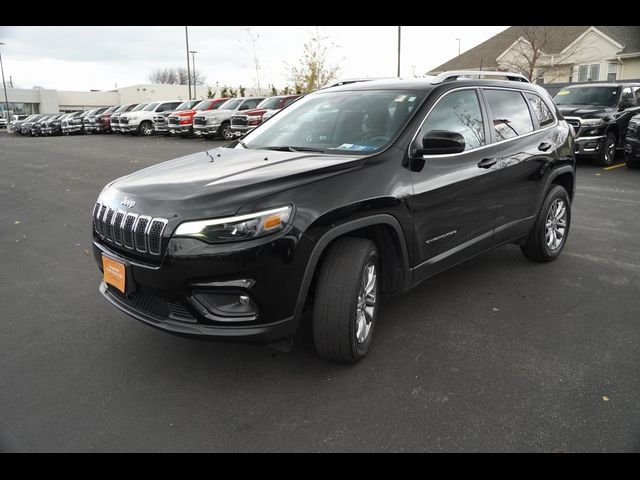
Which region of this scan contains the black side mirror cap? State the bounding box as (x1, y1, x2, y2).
(412, 130, 466, 157)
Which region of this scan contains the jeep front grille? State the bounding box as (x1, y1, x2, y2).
(93, 203, 168, 256)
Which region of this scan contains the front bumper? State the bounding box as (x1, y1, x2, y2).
(153, 124, 170, 133)
(86, 124, 109, 133)
(93, 228, 311, 344)
(62, 125, 84, 134)
(230, 125, 257, 137)
(193, 124, 220, 136)
(123, 124, 140, 133)
(574, 135, 606, 157)
(169, 124, 193, 135)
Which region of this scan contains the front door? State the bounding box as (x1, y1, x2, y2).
(408, 88, 501, 282)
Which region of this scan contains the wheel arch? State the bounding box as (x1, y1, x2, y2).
(293, 214, 411, 323)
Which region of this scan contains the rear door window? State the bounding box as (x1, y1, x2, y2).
(483, 90, 534, 141)
(524, 92, 555, 128)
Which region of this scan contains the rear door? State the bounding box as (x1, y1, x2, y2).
(408, 87, 501, 282)
(481, 88, 559, 243)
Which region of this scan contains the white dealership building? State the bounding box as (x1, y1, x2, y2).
(1, 83, 260, 117)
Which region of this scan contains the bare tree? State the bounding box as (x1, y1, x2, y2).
(148, 67, 206, 85)
(498, 26, 598, 83)
(287, 27, 341, 93)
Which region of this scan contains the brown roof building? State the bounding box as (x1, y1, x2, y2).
(428, 26, 640, 84)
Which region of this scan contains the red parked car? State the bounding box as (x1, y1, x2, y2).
(229, 95, 302, 138)
(166, 98, 230, 136)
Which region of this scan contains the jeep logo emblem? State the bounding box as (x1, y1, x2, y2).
(120, 197, 136, 208)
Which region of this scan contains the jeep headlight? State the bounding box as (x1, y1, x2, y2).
(174, 206, 292, 244)
(580, 118, 604, 127)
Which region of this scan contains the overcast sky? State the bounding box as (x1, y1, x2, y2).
(0, 26, 508, 92)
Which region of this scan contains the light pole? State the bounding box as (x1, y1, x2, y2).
(189, 50, 198, 99)
(0, 43, 10, 121)
(456, 38, 461, 56)
(185, 26, 192, 100)
(397, 26, 402, 77)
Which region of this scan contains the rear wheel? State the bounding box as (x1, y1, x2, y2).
(521, 185, 571, 262)
(313, 237, 379, 364)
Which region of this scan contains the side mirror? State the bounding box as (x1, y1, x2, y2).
(413, 130, 466, 156)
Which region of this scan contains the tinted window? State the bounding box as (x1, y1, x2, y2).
(143, 103, 160, 111)
(525, 92, 555, 127)
(256, 97, 283, 110)
(283, 96, 299, 107)
(554, 86, 619, 107)
(484, 90, 533, 141)
(219, 99, 242, 110)
(157, 102, 181, 112)
(240, 99, 263, 110)
(418, 89, 485, 151)
(132, 103, 148, 111)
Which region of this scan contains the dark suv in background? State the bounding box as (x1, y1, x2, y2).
(624, 113, 640, 168)
(92, 71, 575, 363)
(553, 82, 640, 165)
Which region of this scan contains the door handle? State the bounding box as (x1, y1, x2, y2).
(538, 142, 552, 152)
(477, 157, 497, 169)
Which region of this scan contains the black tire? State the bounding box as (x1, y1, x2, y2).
(626, 159, 640, 169)
(218, 121, 233, 141)
(595, 132, 617, 166)
(312, 237, 380, 364)
(139, 121, 153, 136)
(521, 184, 571, 262)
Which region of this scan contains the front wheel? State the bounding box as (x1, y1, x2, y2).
(595, 132, 617, 166)
(139, 121, 153, 136)
(313, 237, 379, 364)
(521, 185, 571, 262)
(626, 159, 640, 169)
(218, 122, 233, 141)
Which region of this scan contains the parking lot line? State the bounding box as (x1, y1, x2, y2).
(603, 163, 626, 171)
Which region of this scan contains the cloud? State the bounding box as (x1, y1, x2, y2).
(0, 26, 509, 91)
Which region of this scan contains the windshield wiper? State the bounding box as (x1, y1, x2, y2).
(261, 146, 327, 153)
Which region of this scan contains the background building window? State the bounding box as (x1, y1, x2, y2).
(577, 64, 601, 82)
(607, 63, 618, 82)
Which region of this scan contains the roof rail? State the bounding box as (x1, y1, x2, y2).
(320, 77, 398, 89)
(431, 70, 530, 84)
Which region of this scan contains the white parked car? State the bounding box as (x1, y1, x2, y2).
(119, 100, 182, 136)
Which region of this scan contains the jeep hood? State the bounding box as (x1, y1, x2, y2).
(100, 147, 365, 219)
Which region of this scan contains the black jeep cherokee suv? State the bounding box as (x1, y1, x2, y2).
(92, 71, 575, 363)
(553, 82, 640, 166)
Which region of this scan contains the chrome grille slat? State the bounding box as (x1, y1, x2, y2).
(112, 210, 126, 245)
(97, 205, 108, 238)
(122, 213, 138, 249)
(134, 216, 151, 253)
(104, 208, 115, 240)
(93, 202, 167, 256)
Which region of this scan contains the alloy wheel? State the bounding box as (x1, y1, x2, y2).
(545, 199, 567, 250)
(355, 262, 377, 344)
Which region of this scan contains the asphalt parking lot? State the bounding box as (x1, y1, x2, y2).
(1, 130, 639, 452)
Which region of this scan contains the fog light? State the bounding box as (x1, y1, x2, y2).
(192, 291, 258, 320)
